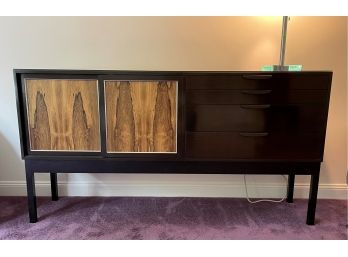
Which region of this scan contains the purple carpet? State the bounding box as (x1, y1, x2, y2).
(0, 197, 346, 240)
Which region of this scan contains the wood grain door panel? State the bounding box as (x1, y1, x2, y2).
(25, 79, 101, 151)
(105, 80, 177, 153)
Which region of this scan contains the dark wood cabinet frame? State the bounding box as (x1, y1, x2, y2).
(14, 69, 332, 225)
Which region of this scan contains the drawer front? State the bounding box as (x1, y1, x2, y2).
(186, 74, 331, 90)
(272, 73, 331, 90)
(25, 79, 101, 152)
(185, 132, 323, 160)
(187, 90, 328, 105)
(186, 104, 327, 133)
(186, 74, 275, 90)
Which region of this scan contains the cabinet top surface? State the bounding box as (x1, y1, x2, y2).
(14, 69, 333, 76)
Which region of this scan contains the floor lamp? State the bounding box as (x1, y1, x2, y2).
(262, 16, 302, 71)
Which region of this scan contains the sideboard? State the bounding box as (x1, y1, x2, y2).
(14, 69, 332, 224)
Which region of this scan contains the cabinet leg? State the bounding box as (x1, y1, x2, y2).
(286, 174, 295, 203)
(50, 173, 59, 201)
(25, 168, 38, 223)
(306, 172, 320, 225)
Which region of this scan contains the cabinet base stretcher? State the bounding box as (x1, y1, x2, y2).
(25, 159, 320, 225)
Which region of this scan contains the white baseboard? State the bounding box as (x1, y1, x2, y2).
(0, 181, 347, 199)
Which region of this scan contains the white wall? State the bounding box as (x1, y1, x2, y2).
(0, 16, 346, 198)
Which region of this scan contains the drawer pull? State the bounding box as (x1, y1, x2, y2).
(242, 74, 273, 80)
(240, 104, 271, 109)
(242, 89, 272, 95)
(239, 132, 269, 137)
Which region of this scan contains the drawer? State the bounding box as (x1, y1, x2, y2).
(186, 104, 327, 133)
(185, 132, 323, 160)
(272, 73, 331, 90)
(186, 74, 275, 90)
(186, 73, 331, 90)
(187, 90, 329, 105)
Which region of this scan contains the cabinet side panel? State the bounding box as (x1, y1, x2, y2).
(105, 80, 177, 153)
(25, 79, 101, 151)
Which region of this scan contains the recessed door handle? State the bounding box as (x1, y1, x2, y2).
(242, 90, 272, 95)
(240, 104, 271, 109)
(239, 132, 269, 137)
(242, 74, 273, 80)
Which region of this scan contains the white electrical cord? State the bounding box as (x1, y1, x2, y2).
(243, 175, 288, 204)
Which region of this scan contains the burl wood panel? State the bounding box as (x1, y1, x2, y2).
(105, 80, 177, 153)
(25, 79, 101, 151)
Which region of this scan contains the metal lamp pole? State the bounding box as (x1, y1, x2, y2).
(279, 16, 289, 68)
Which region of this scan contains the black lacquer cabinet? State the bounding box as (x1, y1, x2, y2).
(14, 70, 332, 225)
